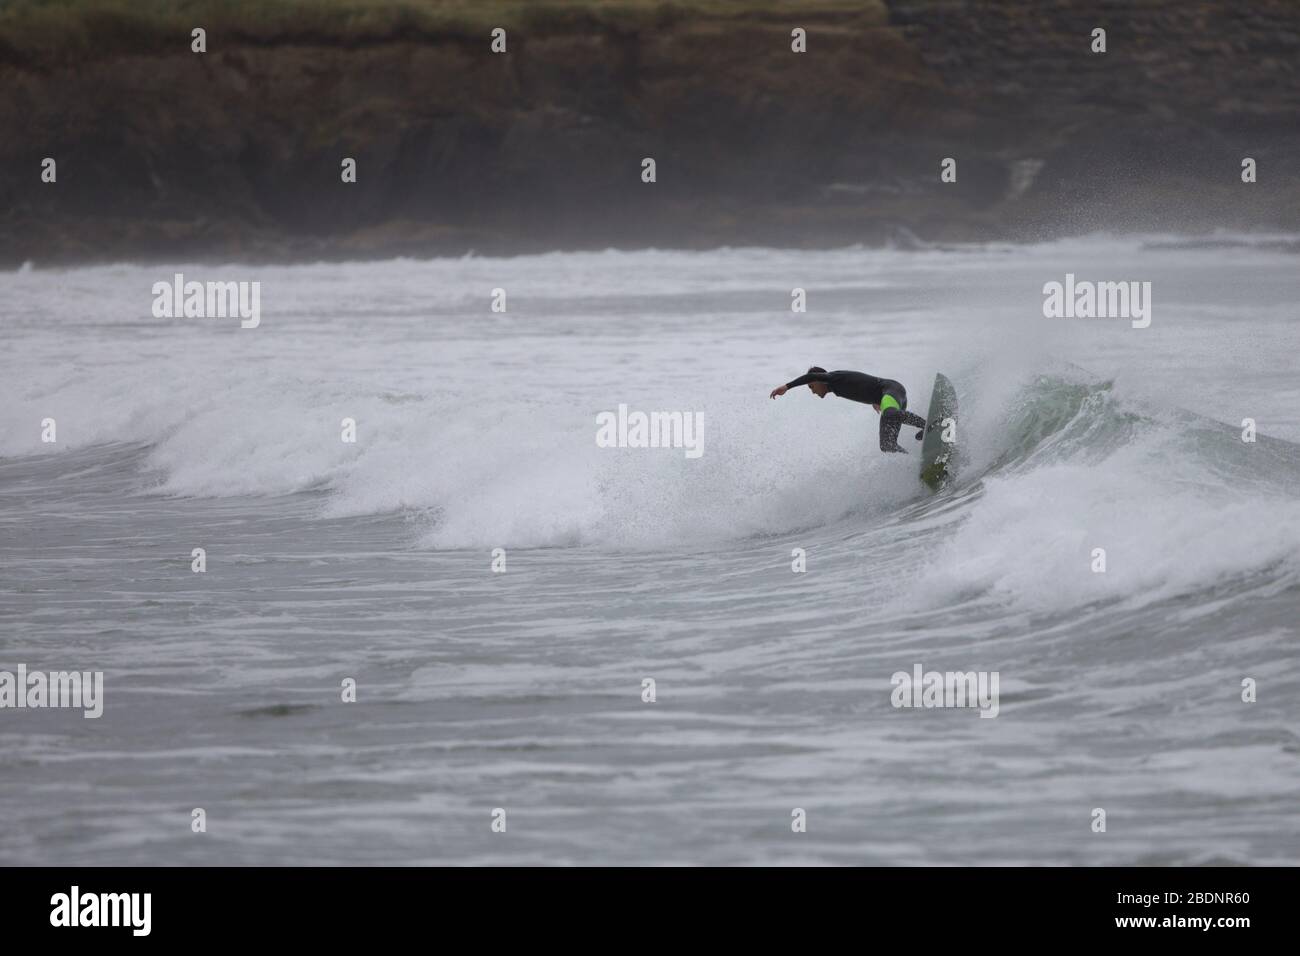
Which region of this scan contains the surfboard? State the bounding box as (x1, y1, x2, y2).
(919, 372, 957, 490)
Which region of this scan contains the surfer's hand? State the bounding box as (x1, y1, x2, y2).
(769, 385, 787, 399)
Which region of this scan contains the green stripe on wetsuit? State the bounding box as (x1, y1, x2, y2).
(879, 394, 901, 412)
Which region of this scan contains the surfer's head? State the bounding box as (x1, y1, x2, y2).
(806, 366, 829, 397)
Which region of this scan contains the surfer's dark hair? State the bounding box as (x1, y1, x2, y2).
(808, 365, 825, 374)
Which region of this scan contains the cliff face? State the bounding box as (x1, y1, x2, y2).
(1, 0, 1298, 265)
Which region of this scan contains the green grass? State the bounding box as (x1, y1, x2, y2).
(0, 0, 877, 61)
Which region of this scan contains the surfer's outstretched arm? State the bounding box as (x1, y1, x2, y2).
(770, 369, 831, 399)
(782, 371, 831, 389)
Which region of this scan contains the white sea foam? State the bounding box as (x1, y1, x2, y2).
(2, 236, 1297, 569)
(3, 237, 1300, 866)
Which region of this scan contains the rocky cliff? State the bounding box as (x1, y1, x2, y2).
(1, 0, 1297, 265)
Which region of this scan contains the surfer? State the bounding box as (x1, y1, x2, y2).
(769, 367, 927, 453)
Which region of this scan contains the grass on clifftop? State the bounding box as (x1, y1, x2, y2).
(0, 0, 883, 61)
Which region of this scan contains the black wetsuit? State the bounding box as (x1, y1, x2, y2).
(784, 369, 927, 452)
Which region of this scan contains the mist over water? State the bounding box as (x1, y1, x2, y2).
(2, 235, 1299, 864)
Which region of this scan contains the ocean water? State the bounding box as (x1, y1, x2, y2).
(1, 235, 1298, 865)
